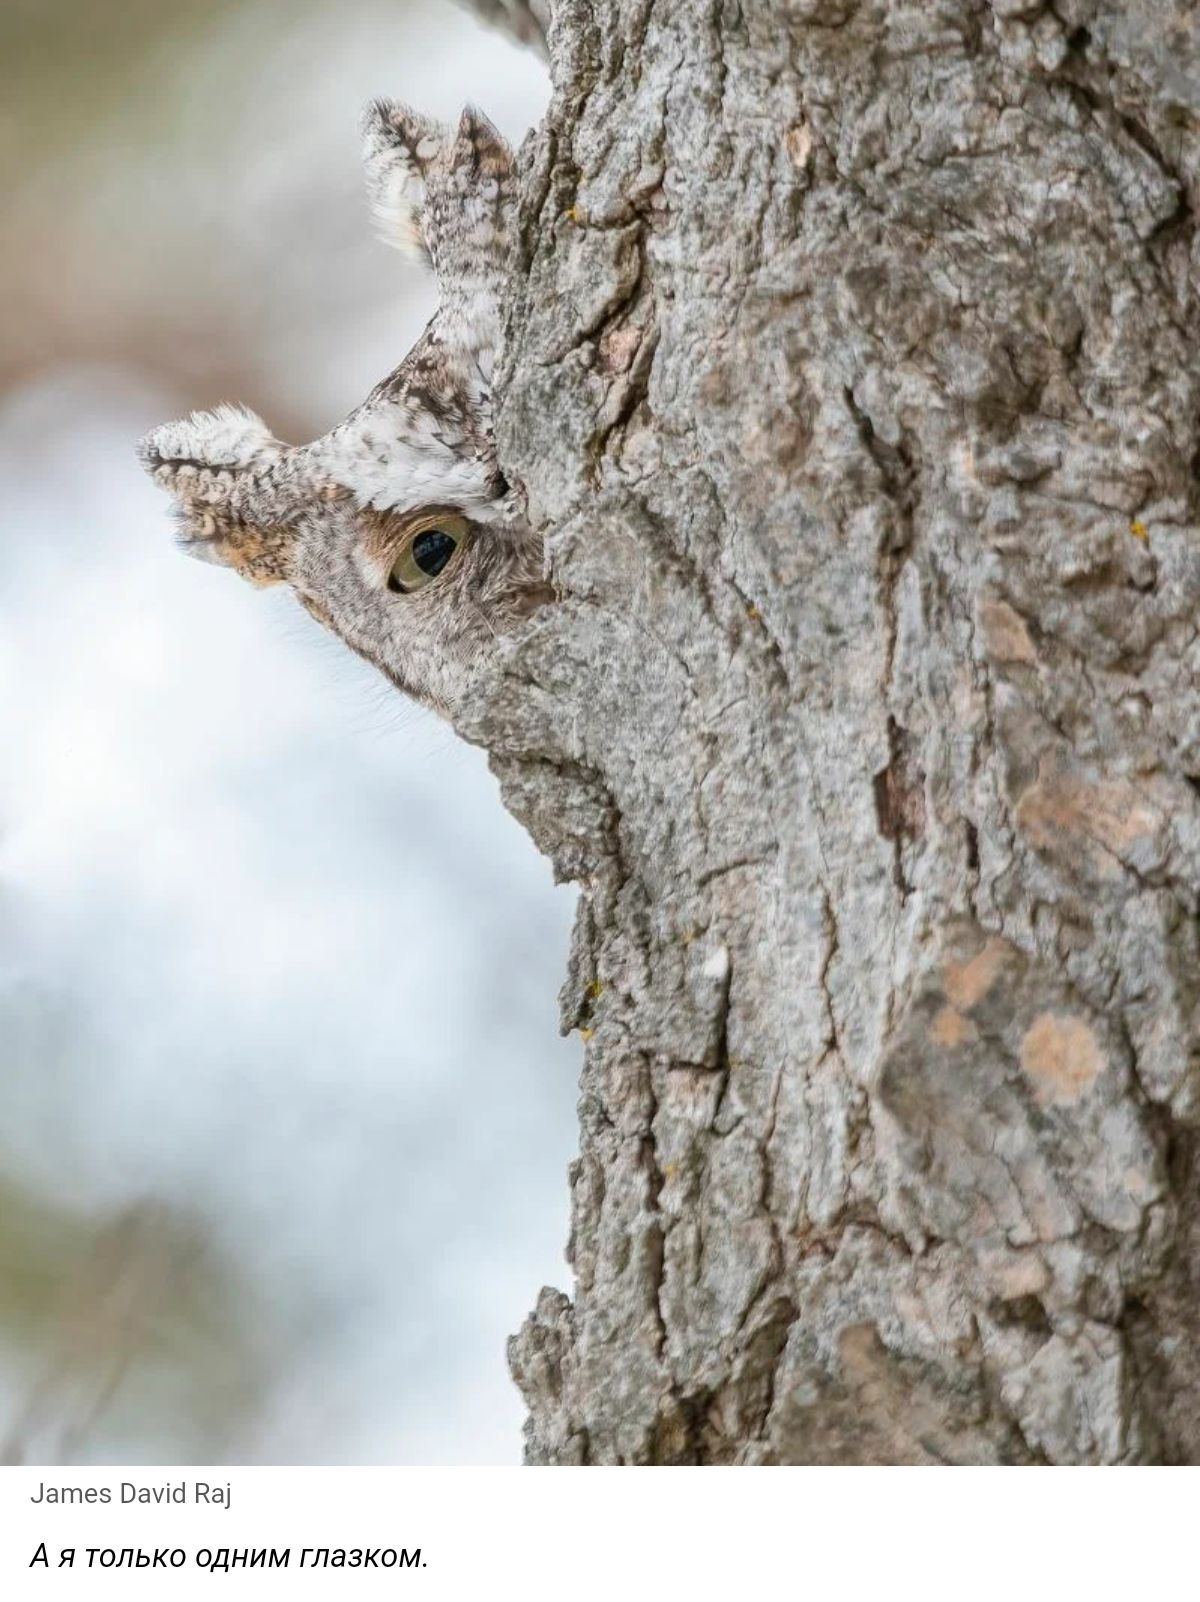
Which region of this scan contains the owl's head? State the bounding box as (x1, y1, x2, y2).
(138, 103, 549, 717)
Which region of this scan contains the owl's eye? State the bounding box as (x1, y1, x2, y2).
(387, 514, 469, 593)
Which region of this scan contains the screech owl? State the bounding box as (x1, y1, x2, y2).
(137, 102, 548, 718)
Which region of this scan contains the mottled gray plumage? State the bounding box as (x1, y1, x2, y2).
(138, 103, 546, 717)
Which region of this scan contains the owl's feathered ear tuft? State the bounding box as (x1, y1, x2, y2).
(360, 98, 515, 303)
(361, 99, 444, 262)
(137, 404, 283, 478)
(450, 105, 511, 184)
(137, 406, 307, 588)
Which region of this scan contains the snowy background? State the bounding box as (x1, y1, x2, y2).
(0, 0, 577, 1462)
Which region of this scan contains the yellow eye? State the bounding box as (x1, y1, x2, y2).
(387, 514, 469, 593)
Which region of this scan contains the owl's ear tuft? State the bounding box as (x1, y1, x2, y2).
(361, 99, 445, 261)
(360, 97, 515, 293)
(137, 404, 283, 478)
(451, 105, 512, 184)
(137, 406, 302, 588)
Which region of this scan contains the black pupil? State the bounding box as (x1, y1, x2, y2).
(412, 529, 456, 577)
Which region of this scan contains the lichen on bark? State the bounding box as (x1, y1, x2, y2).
(460, 0, 1200, 1463)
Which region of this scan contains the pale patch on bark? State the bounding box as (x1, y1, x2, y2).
(1019, 1013, 1106, 1107)
(930, 1004, 976, 1048)
(1015, 765, 1165, 879)
(943, 940, 1011, 1012)
(977, 598, 1038, 665)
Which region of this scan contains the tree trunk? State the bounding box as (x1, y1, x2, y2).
(463, 0, 1200, 1463)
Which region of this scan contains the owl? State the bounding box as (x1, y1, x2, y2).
(137, 102, 549, 718)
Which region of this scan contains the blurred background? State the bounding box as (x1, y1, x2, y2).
(0, 0, 577, 1462)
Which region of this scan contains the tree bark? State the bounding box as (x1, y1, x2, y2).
(463, 0, 1200, 1463)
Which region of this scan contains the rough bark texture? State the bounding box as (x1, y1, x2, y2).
(462, 0, 1200, 1463)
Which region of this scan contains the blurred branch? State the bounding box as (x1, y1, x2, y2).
(0, 1195, 262, 1465)
(1, 1204, 186, 1465)
(454, 0, 549, 58)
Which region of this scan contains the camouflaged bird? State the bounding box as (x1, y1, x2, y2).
(138, 102, 549, 718)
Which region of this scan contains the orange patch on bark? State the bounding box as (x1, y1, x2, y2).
(1015, 767, 1160, 875)
(1019, 1013, 1104, 1106)
(930, 1005, 975, 1048)
(943, 939, 1009, 1011)
(977, 598, 1036, 664)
